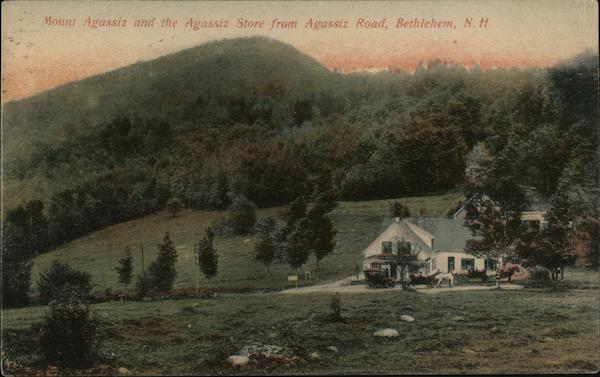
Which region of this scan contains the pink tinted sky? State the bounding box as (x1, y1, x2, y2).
(1, 0, 598, 103)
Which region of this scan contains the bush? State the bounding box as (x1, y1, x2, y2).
(329, 293, 343, 322)
(166, 197, 184, 218)
(446, 200, 464, 218)
(530, 266, 551, 281)
(37, 261, 92, 304)
(409, 274, 435, 285)
(275, 320, 306, 357)
(2, 254, 32, 308)
(35, 290, 98, 367)
(135, 271, 153, 297)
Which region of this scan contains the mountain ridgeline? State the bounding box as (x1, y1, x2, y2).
(2, 37, 598, 252)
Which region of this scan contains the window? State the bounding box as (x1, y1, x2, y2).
(382, 241, 392, 254)
(448, 257, 455, 272)
(485, 258, 496, 271)
(461, 258, 475, 271)
(397, 241, 411, 255)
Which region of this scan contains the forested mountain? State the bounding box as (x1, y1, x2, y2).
(2, 37, 597, 252)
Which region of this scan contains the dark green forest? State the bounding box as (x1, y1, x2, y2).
(2, 37, 598, 256)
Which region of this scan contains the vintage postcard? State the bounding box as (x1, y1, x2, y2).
(1, 0, 599, 375)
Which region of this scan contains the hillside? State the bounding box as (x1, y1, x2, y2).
(3, 37, 340, 163)
(29, 193, 463, 294)
(2, 38, 596, 273)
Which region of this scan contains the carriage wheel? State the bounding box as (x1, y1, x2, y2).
(367, 282, 374, 288)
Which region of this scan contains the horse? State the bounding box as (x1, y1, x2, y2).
(430, 270, 456, 287)
(497, 264, 520, 282)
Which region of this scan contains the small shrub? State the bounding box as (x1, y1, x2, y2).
(329, 293, 343, 322)
(135, 271, 153, 297)
(37, 260, 92, 304)
(275, 320, 306, 357)
(35, 290, 98, 367)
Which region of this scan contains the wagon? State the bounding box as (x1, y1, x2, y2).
(363, 268, 395, 288)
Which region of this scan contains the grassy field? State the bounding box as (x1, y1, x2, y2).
(3, 270, 599, 375)
(30, 193, 463, 295)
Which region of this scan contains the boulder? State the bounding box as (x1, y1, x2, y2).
(373, 328, 400, 338)
(117, 367, 131, 375)
(327, 346, 339, 353)
(309, 352, 320, 360)
(400, 315, 415, 322)
(239, 342, 297, 365)
(452, 316, 466, 322)
(227, 355, 250, 368)
(462, 348, 477, 354)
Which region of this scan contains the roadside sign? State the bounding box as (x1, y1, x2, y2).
(288, 275, 298, 288)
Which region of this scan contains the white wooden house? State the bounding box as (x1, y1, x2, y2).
(363, 217, 496, 279)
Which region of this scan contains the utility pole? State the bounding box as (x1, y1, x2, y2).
(139, 243, 145, 274)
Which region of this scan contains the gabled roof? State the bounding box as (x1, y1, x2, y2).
(407, 218, 474, 251)
(364, 217, 477, 259)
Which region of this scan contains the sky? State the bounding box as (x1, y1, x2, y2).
(1, 0, 598, 103)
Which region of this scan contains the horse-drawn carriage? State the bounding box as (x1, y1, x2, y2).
(363, 267, 395, 288)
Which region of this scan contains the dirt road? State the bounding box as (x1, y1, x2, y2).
(280, 276, 524, 295)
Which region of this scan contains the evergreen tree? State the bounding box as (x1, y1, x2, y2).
(115, 246, 134, 290)
(304, 195, 337, 271)
(518, 172, 578, 281)
(196, 227, 218, 282)
(148, 232, 178, 292)
(286, 220, 311, 270)
(255, 230, 276, 273)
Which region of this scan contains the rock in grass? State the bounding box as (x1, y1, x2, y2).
(309, 352, 320, 360)
(227, 355, 250, 368)
(327, 346, 339, 353)
(462, 348, 477, 354)
(373, 328, 400, 338)
(400, 315, 415, 322)
(452, 316, 466, 322)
